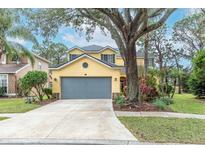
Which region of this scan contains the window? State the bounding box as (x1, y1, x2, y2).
(101, 54, 115, 64)
(1, 54, 6, 64)
(148, 58, 154, 67)
(82, 62, 88, 68)
(0, 74, 8, 94)
(69, 54, 80, 61)
(38, 62, 42, 70)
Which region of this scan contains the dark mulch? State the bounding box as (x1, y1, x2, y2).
(37, 98, 58, 105)
(113, 101, 172, 112)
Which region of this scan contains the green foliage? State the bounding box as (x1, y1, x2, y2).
(173, 13, 205, 58)
(188, 50, 205, 98)
(159, 97, 174, 105)
(158, 83, 174, 97)
(20, 71, 47, 101)
(32, 40, 68, 65)
(115, 95, 126, 107)
(153, 97, 173, 110)
(153, 99, 167, 110)
(181, 69, 191, 93)
(0, 87, 5, 96)
(0, 9, 36, 65)
(43, 88, 52, 99)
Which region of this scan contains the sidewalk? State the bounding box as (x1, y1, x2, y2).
(115, 111, 205, 119)
(0, 113, 22, 118)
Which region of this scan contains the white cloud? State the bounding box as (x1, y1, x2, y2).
(186, 8, 202, 15)
(62, 27, 117, 48)
(6, 37, 27, 45)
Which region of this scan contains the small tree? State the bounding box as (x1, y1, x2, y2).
(188, 50, 205, 98)
(20, 71, 48, 101)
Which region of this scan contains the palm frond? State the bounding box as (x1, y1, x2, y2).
(7, 41, 35, 66)
(7, 26, 38, 45)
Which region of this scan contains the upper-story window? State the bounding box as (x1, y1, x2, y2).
(1, 54, 6, 64)
(101, 54, 115, 64)
(69, 54, 80, 61)
(38, 62, 42, 70)
(148, 58, 154, 67)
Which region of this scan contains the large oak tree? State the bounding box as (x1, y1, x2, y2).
(27, 8, 175, 103)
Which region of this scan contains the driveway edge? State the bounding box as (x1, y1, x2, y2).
(0, 139, 138, 145)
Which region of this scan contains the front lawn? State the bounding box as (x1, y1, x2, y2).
(170, 94, 205, 115)
(0, 98, 41, 113)
(119, 117, 205, 144)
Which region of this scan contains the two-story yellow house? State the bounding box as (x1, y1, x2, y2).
(50, 45, 154, 99)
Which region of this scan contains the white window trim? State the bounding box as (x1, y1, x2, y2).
(38, 61, 42, 70)
(2, 54, 6, 64)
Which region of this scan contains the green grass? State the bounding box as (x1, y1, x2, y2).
(0, 117, 9, 121)
(169, 94, 205, 115)
(119, 117, 205, 144)
(0, 98, 41, 113)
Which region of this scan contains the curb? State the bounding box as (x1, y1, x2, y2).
(0, 139, 139, 145)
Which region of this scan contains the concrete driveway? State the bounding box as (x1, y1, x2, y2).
(0, 99, 136, 144)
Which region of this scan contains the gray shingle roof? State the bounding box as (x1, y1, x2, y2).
(0, 64, 28, 73)
(81, 45, 104, 51)
(79, 45, 154, 58)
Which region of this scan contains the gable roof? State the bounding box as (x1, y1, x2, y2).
(32, 53, 51, 63)
(50, 53, 121, 70)
(68, 44, 154, 58)
(0, 64, 30, 73)
(67, 45, 118, 54)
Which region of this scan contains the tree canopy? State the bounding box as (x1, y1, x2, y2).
(0, 9, 37, 65)
(26, 8, 175, 103)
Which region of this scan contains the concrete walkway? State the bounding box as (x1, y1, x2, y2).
(0, 113, 22, 118)
(0, 99, 136, 144)
(115, 111, 205, 119)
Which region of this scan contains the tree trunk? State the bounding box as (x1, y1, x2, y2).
(125, 44, 139, 104)
(178, 75, 182, 94)
(144, 34, 149, 76)
(174, 56, 182, 94)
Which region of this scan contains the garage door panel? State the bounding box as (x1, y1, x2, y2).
(61, 77, 111, 99)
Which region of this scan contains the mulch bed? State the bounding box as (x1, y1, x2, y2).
(37, 98, 58, 105)
(113, 101, 172, 112)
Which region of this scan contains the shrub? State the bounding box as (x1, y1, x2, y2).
(43, 88, 52, 99)
(115, 95, 126, 107)
(188, 50, 205, 98)
(158, 83, 174, 97)
(139, 75, 158, 101)
(20, 71, 47, 101)
(159, 97, 174, 105)
(153, 99, 167, 110)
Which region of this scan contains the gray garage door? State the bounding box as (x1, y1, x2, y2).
(61, 77, 112, 99)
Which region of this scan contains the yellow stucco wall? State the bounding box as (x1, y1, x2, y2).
(51, 56, 121, 95)
(116, 57, 144, 66)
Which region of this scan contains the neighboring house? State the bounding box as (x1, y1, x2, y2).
(50, 45, 154, 99)
(0, 53, 50, 96)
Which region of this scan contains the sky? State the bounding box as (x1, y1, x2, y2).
(9, 8, 189, 51)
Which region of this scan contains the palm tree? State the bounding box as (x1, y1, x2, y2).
(0, 9, 37, 65)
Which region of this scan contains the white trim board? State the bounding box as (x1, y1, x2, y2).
(67, 46, 118, 54)
(50, 54, 116, 70)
